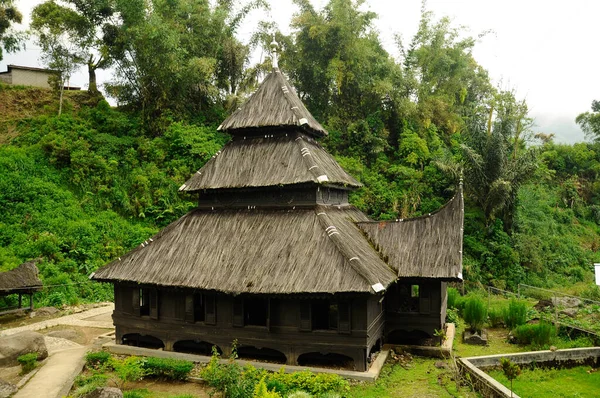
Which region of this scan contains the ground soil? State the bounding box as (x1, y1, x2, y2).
(37, 325, 110, 346)
(0, 303, 111, 331)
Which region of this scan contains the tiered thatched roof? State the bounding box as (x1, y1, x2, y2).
(93, 206, 397, 294)
(357, 187, 464, 280)
(218, 69, 327, 137)
(0, 260, 43, 294)
(180, 132, 360, 192)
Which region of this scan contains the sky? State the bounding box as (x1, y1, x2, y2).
(3, 0, 599, 143)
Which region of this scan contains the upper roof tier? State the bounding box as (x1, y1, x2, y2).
(217, 68, 328, 137)
(180, 132, 361, 192)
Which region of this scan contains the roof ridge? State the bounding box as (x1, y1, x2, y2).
(315, 207, 386, 293)
(293, 133, 329, 184)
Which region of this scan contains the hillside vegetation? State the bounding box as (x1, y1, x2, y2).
(1, 0, 600, 306)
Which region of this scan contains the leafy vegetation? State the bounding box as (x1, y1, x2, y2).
(1, 0, 599, 309)
(17, 352, 38, 374)
(463, 295, 487, 333)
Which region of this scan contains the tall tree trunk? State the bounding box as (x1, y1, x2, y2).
(58, 82, 64, 116)
(88, 60, 98, 95)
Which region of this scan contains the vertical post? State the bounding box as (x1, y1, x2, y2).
(29, 293, 33, 310)
(487, 287, 491, 313)
(18, 294, 22, 309)
(518, 284, 521, 299)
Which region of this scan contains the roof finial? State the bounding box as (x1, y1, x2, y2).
(270, 34, 279, 69)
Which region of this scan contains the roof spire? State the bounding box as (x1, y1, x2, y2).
(270, 34, 279, 69)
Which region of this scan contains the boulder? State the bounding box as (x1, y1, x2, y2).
(560, 308, 578, 318)
(0, 331, 48, 366)
(46, 329, 79, 341)
(551, 297, 581, 308)
(0, 379, 18, 398)
(83, 387, 123, 398)
(32, 307, 59, 317)
(534, 299, 553, 311)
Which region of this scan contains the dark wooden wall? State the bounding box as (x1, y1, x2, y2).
(383, 279, 447, 344)
(113, 284, 375, 371)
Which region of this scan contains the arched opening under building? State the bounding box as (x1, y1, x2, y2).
(122, 333, 164, 349)
(173, 340, 222, 356)
(297, 352, 355, 370)
(236, 346, 286, 364)
(386, 329, 432, 345)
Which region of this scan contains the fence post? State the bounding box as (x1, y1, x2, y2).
(517, 284, 520, 299)
(487, 286, 491, 312)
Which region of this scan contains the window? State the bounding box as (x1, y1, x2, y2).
(399, 284, 419, 313)
(244, 297, 268, 326)
(140, 288, 150, 316)
(194, 294, 205, 322)
(299, 300, 351, 332)
(185, 293, 216, 324)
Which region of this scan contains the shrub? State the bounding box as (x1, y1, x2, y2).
(112, 356, 146, 388)
(487, 306, 505, 328)
(445, 307, 461, 328)
(503, 298, 528, 329)
(287, 392, 312, 398)
(72, 373, 109, 397)
(253, 376, 282, 398)
(85, 350, 111, 370)
(143, 357, 193, 380)
(268, 369, 349, 396)
(17, 353, 38, 374)
(463, 295, 487, 333)
(512, 321, 556, 347)
(447, 287, 461, 309)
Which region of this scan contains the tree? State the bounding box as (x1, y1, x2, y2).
(576, 100, 600, 142)
(0, 0, 24, 61)
(105, 0, 266, 132)
(461, 90, 538, 229)
(500, 357, 521, 398)
(31, 0, 115, 95)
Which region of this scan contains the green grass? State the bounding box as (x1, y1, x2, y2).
(348, 357, 477, 398)
(488, 366, 600, 398)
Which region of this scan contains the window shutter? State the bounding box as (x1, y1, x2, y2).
(185, 294, 194, 323)
(132, 287, 140, 316)
(338, 302, 351, 333)
(233, 297, 244, 327)
(205, 294, 216, 325)
(150, 289, 159, 319)
(299, 301, 311, 331)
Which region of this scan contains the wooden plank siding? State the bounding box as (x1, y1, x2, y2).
(113, 283, 376, 370)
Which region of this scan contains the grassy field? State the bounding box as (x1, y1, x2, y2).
(488, 366, 600, 398)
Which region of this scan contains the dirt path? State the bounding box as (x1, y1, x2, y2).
(1, 304, 115, 398)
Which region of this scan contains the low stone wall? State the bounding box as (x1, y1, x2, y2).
(458, 347, 600, 398)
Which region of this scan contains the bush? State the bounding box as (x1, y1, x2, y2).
(487, 306, 505, 328)
(85, 350, 111, 370)
(503, 298, 528, 329)
(143, 357, 193, 380)
(111, 356, 146, 388)
(72, 373, 109, 397)
(253, 376, 282, 398)
(17, 352, 38, 374)
(447, 287, 462, 309)
(463, 295, 487, 333)
(445, 307, 461, 328)
(512, 321, 556, 347)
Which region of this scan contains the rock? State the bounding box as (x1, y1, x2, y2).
(0, 379, 18, 398)
(549, 346, 558, 352)
(83, 387, 123, 398)
(534, 299, 553, 311)
(34, 307, 59, 317)
(0, 331, 48, 366)
(46, 329, 79, 341)
(560, 308, 578, 318)
(551, 297, 581, 308)
(434, 361, 447, 369)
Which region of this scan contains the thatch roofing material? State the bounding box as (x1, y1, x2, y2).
(92, 206, 396, 294)
(357, 188, 464, 280)
(181, 133, 361, 192)
(218, 69, 327, 137)
(0, 260, 43, 293)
